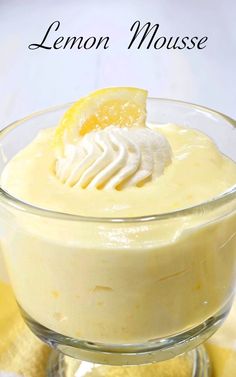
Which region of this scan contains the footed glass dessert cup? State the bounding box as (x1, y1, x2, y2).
(1, 99, 236, 377)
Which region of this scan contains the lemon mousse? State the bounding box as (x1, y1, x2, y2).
(1, 88, 236, 345)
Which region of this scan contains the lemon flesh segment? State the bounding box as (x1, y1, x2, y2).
(54, 87, 148, 149)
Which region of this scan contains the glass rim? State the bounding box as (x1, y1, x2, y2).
(0, 97, 236, 224)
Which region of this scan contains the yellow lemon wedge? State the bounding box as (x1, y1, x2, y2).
(54, 87, 148, 150)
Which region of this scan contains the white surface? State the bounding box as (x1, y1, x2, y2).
(0, 0, 235, 128)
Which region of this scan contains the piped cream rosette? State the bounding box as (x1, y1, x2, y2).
(54, 87, 172, 190)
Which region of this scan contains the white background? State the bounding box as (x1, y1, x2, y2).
(0, 0, 235, 127)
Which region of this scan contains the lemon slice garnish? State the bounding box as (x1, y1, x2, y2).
(54, 87, 148, 150)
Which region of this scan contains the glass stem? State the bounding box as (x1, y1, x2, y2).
(47, 346, 211, 377)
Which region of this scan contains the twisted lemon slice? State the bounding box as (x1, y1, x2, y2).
(54, 87, 148, 151)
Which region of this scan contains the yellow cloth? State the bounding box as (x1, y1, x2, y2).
(0, 282, 50, 377)
(0, 281, 235, 377)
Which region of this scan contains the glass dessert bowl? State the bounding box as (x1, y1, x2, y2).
(0, 96, 236, 377)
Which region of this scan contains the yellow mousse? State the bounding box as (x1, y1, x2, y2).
(1, 124, 236, 216)
(1, 88, 236, 344)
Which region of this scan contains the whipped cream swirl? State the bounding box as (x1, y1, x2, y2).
(56, 126, 172, 189)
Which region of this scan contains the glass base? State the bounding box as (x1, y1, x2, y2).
(47, 346, 211, 377)
(20, 298, 231, 365)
